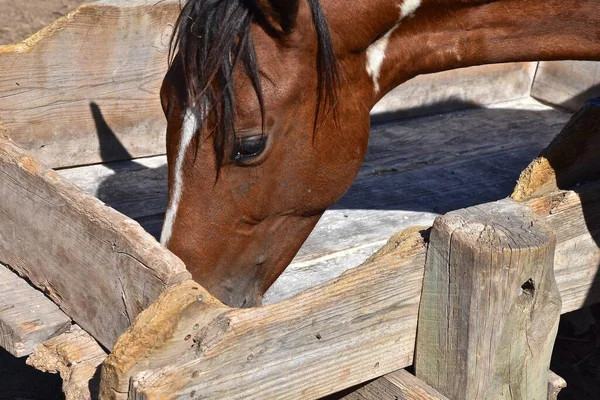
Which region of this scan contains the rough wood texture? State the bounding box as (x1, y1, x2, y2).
(524, 182, 600, 312)
(373, 63, 536, 120)
(341, 370, 449, 400)
(547, 371, 566, 400)
(0, 0, 179, 168)
(27, 325, 107, 400)
(415, 199, 562, 400)
(513, 98, 600, 201)
(100, 227, 429, 400)
(532, 61, 600, 111)
(0, 264, 71, 357)
(0, 136, 190, 350)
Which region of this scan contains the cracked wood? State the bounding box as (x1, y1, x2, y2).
(0, 136, 190, 349)
(0, 264, 71, 357)
(415, 199, 561, 399)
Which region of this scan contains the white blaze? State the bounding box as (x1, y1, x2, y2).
(160, 108, 198, 245)
(365, 0, 421, 93)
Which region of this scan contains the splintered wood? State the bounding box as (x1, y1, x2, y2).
(531, 61, 600, 111)
(341, 369, 449, 400)
(0, 136, 190, 350)
(27, 325, 107, 400)
(0, 265, 71, 357)
(415, 199, 561, 399)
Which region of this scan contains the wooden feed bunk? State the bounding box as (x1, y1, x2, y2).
(0, 1, 599, 399)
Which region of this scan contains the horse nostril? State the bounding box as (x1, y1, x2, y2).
(256, 254, 267, 265)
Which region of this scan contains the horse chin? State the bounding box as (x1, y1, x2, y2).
(207, 276, 265, 308)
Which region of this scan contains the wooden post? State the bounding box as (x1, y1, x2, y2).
(415, 199, 562, 399)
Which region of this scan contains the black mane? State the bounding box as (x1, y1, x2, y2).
(169, 0, 339, 168)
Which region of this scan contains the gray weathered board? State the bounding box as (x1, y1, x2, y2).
(532, 61, 600, 111)
(0, 265, 71, 357)
(0, 136, 190, 350)
(58, 98, 572, 303)
(0, 0, 180, 168)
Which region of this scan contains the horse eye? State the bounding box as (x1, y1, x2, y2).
(232, 135, 267, 164)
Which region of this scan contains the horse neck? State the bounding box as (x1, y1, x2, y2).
(325, 0, 600, 107)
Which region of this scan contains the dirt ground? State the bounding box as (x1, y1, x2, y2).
(0, 0, 90, 46)
(1, 1, 600, 399)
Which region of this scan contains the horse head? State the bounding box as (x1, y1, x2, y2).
(160, 0, 600, 307)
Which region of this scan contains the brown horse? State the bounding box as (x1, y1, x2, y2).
(160, 0, 600, 307)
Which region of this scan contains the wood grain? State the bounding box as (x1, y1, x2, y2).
(27, 325, 107, 400)
(100, 227, 429, 400)
(0, 264, 71, 357)
(531, 61, 600, 111)
(415, 199, 561, 399)
(547, 371, 566, 400)
(373, 63, 536, 120)
(0, 0, 179, 168)
(341, 369, 449, 400)
(0, 136, 190, 349)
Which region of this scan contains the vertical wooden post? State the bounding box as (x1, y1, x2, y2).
(415, 199, 562, 399)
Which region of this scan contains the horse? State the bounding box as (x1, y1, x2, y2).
(159, 0, 600, 308)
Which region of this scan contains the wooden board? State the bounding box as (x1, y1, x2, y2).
(525, 184, 600, 313)
(0, 264, 71, 357)
(0, 0, 179, 168)
(0, 136, 190, 350)
(415, 199, 560, 399)
(340, 370, 449, 400)
(532, 61, 600, 111)
(27, 325, 107, 400)
(100, 228, 429, 400)
(373, 62, 536, 121)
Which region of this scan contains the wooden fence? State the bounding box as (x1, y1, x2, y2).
(0, 1, 599, 399)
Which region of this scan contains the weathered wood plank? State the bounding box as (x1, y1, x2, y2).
(100, 227, 429, 400)
(415, 199, 561, 399)
(0, 0, 179, 168)
(27, 325, 107, 400)
(512, 99, 600, 312)
(0, 137, 190, 349)
(341, 370, 450, 400)
(372, 62, 536, 120)
(531, 61, 600, 111)
(524, 182, 600, 313)
(0, 264, 71, 357)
